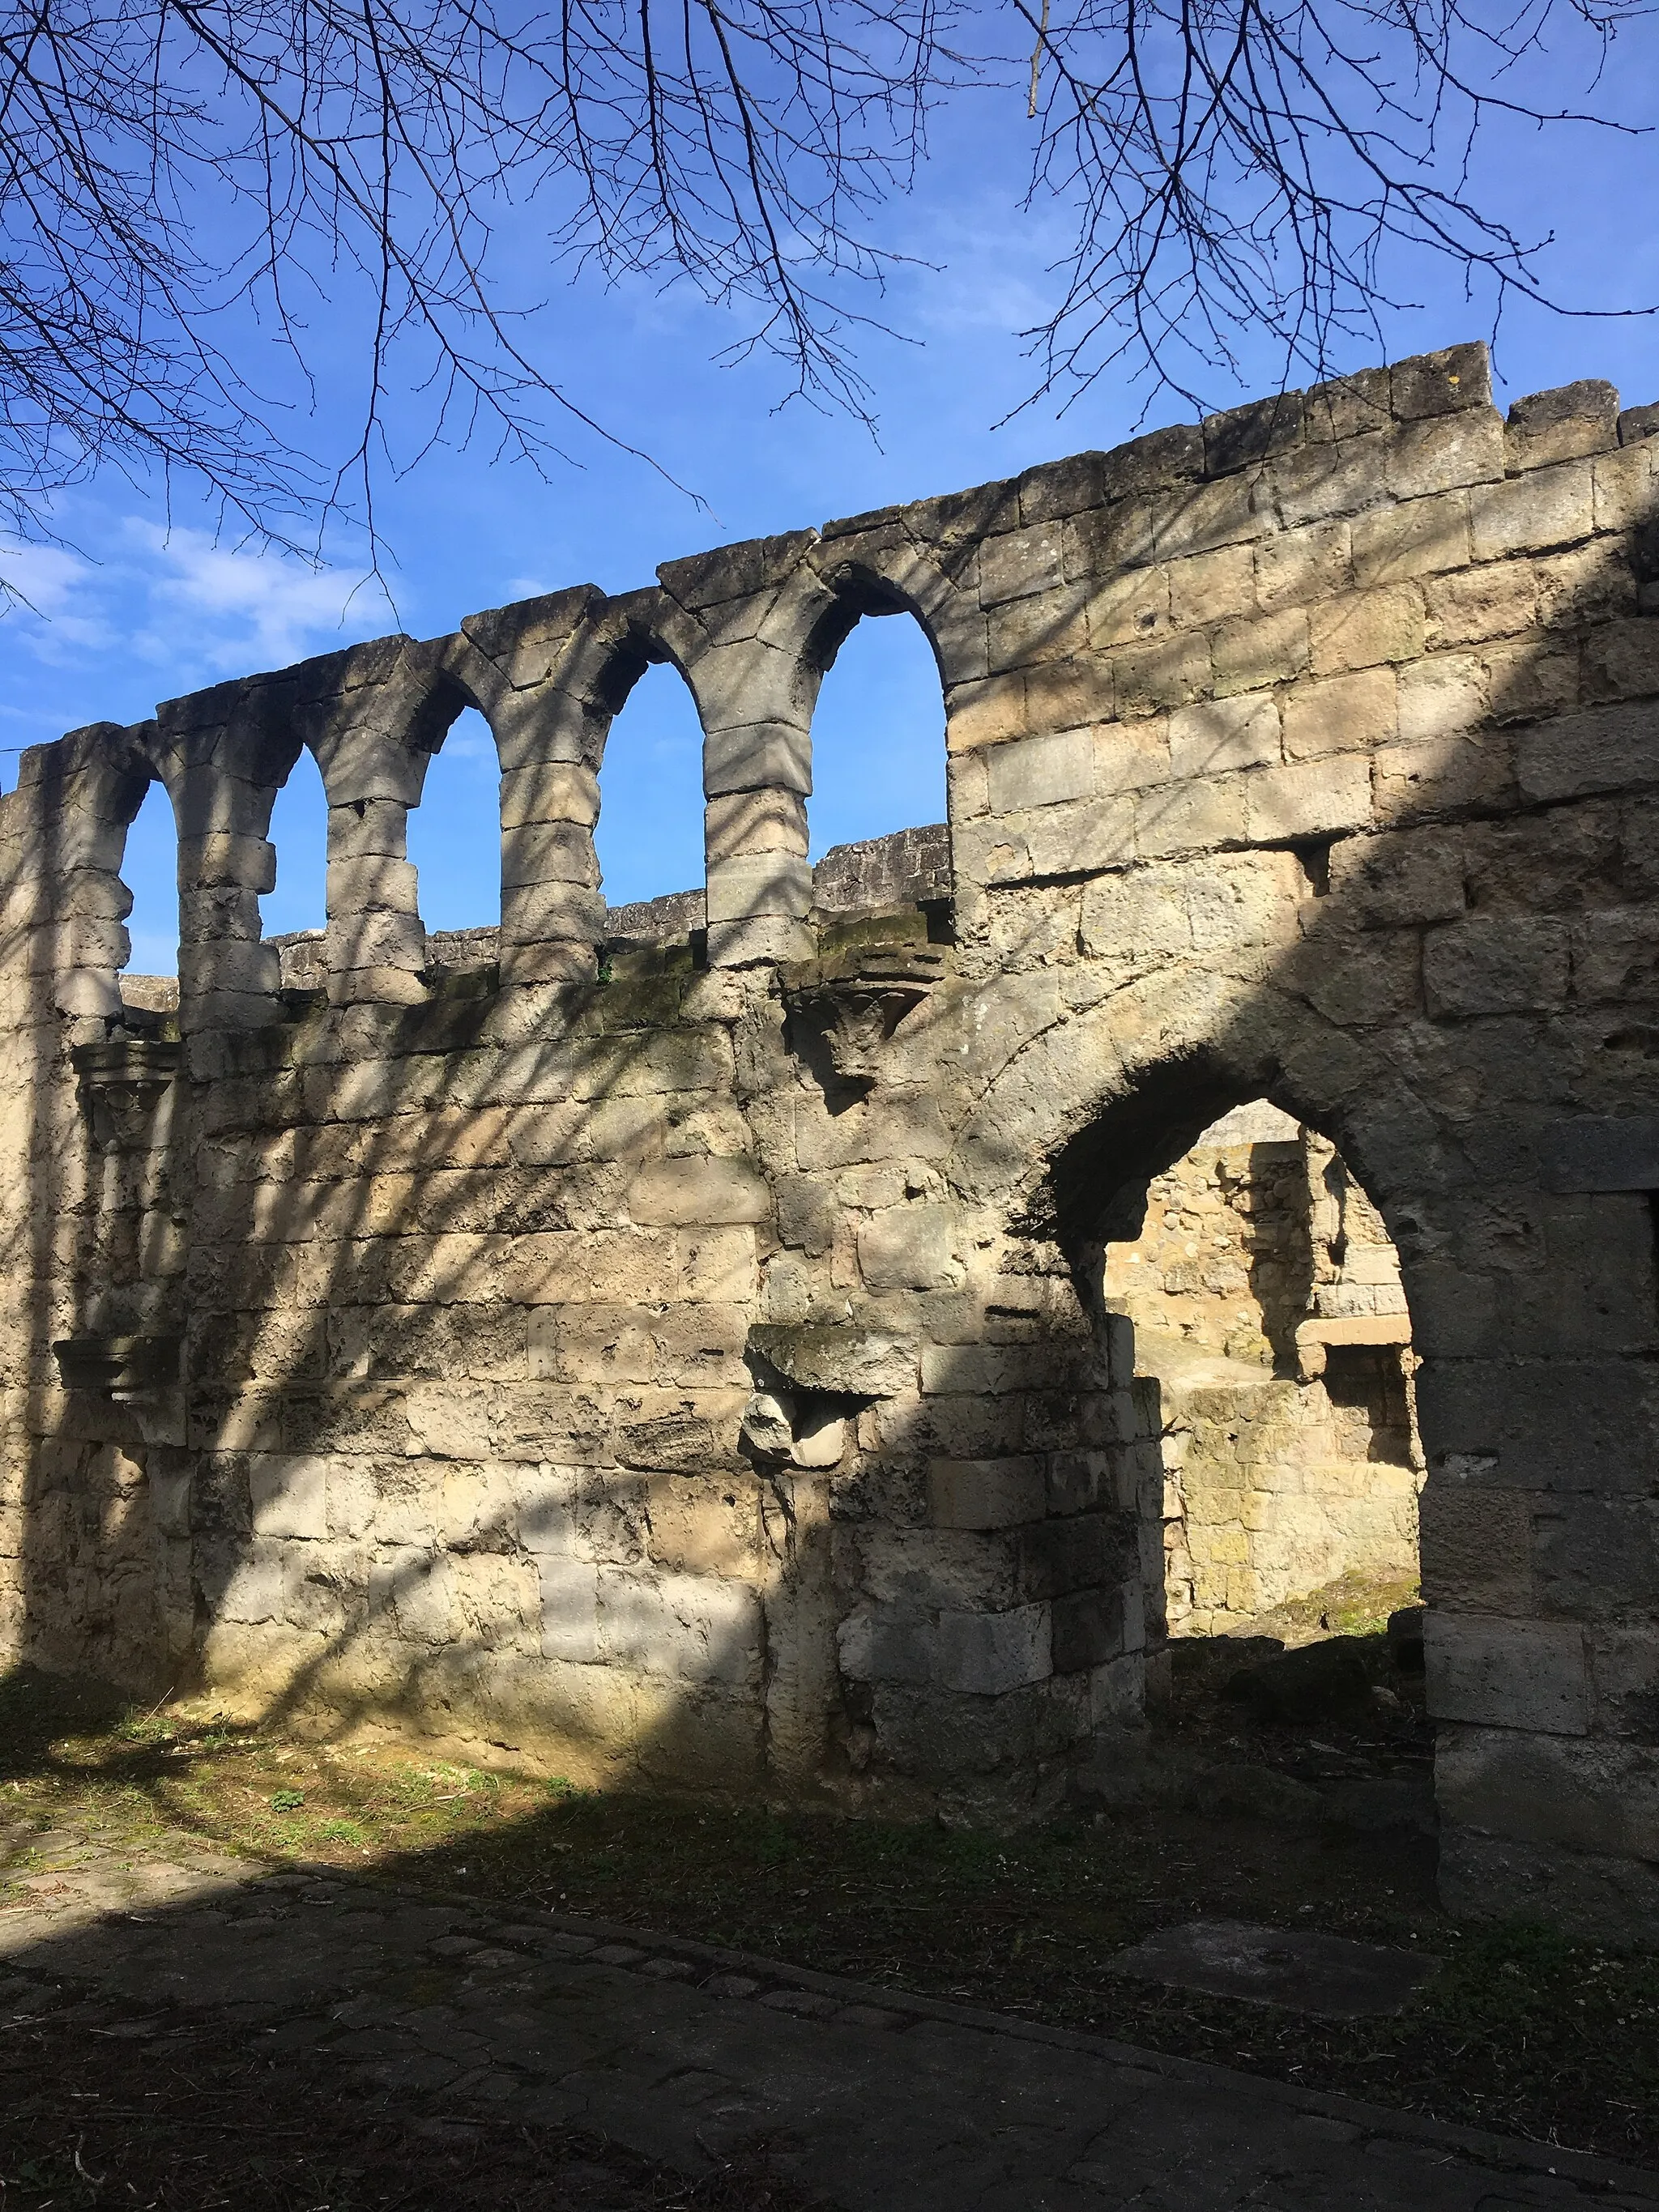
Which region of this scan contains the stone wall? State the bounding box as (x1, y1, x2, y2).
(4, 345, 1659, 1937)
(1105, 1102, 1420, 1633)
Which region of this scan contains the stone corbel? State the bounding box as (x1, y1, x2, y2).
(71, 1038, 182, 1153)
(782, 944, 945, 1080)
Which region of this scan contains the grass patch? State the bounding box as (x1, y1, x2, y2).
(0, 1666, 1654, 2166)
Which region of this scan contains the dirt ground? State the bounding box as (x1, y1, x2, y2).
(2, 1592, 1655, 2176)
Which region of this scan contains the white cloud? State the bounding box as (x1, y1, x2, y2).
(125, 523, 398, 674)
(0, 526, 399, 694)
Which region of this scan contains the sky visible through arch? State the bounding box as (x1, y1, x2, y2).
(4, 46, 1657, 970)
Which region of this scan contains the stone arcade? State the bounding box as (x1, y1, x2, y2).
(4, 344, 1658, 1939)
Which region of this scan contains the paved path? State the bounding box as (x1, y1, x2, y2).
(1, 1832, 1653, 2210)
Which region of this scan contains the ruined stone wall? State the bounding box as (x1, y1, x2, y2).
(4, 347, 1659, 1937)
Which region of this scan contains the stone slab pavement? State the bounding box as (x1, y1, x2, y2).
(2, 1831, 1654, 2211)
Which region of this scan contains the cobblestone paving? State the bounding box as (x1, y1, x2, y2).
(2, 1831, 1656, 2211)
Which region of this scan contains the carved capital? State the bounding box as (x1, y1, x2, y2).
(71, 1038, 181, 1152)
(783, 945, 945, 1079)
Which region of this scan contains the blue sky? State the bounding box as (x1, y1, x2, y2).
(3, 39, 1657, 974)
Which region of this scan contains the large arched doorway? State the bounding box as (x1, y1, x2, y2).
(1075, 1091, 1432, 1822)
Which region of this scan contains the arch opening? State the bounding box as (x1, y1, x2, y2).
(805, 604, 945, 867)
(593, 657, 705, 921)
(261, 742, 328, 995)
(1066, 1091, 1431, 1805)
(406, 703, 501, 944)
(117, 778, 180, 1020)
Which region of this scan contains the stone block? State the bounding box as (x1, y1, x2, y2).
(1022, 653, 1115, 734)
(956, 794, 1136, 883)
(1505, 381, 1620, 471)
(1050, 1586, 1128, 1672)
(501, 761, 600, 829)
(1470, 463, 1594, 562)
(1542, 1115, 1659, 1192)
(1308, 586, 1424, 674)
(702, 722, 811, 799)
(1325, 828, 1465, 925)
(1422, 917, 1568, 1016)
(987, 586, 1091, 673)
(1390, 344, 1491, 420)
(247, 1452, 330, 1541)
(705, 787, 808, 862)
(1438, 1727, 1659, 1861)
(1154, 472, 1274, 561)
(1396, 654, 1488, 746)
(1415, 1358, 1659, 1495)
(1302, 365, 1392, 442)
(598, 1568, 763, 1686)
(945, 674, 1030, 753)
(1112, 633, 1212, 715)
(857, 1204, 955, 1291)
(1418, 1477, 1533, 1611)
(327, 799, 407, 860)
(706, 852, 812, 925)
(501, 820, 599, 890)
(935, 1602, 1051, 1694)
(1243, 755, 1372, 843)
(986, 727, 1095, 813)
(1424, 1613, 1589, 1735)
(178, 941, 282, 999)
(1281, 669, 1397, 760)
(328, 909, 427, 974)
(1210, 607, 1309, 697)
(1351, 494, 1471, 586)
(837, 1605, 936, 1686)
(706, 916, 814, 966)
(1168, 695, 1280, 779)
(1517, 702, 1659, 802)
(978, 522, 1064, 606)
(1584, 617, 1659, 706)
(1166, 543, 1256, 629)
(1136, 777, 1247, 858)
(1423, 564, 1537, 648)
(538, 1555, 599, 1661)
(928, 1457, 1046, 1529)
(1385, 411, 1503, 500)
(1087, 564, 1172, 651)
(1374, 733, 1513, 820)
(179, 833, 277, 893)
(626, 1157, 771, 1226)
(324, 856, 419, 913)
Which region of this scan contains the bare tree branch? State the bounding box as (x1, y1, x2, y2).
(0, 0, 1648, 570)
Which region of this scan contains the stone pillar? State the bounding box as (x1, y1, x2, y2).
(302, 648, 433, 1007)
(9, 723, 151, 1035)
(151, 684, 294, 1031)
(450, 589, 608, 987)
(1414, 1166, 1659, 1938)
(657, 538, 824, 970)
(701, 684, 814, 968)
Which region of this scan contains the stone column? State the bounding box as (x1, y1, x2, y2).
(450, 588, 608, 987)
(302, 647, 433, 1007)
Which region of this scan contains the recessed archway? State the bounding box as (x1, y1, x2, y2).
(593, 658, 706, 913)
(406, 704, 501, 932)
(118, 778, 179, 987)
(806, 607, 946, 863)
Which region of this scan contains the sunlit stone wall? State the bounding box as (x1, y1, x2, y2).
(3, 347, 1659, 1937)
